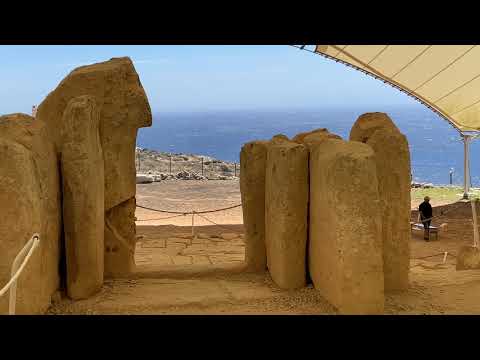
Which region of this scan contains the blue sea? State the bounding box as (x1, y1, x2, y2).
(137, 104, 480, 187)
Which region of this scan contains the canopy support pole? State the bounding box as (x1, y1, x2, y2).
(462, 133, 472, 199)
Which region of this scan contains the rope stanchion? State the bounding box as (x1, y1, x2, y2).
(0, 233, 40, 315)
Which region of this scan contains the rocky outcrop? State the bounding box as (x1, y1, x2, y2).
(308, 138, 384, 314)
(265, 139, 309, 289)
(60, 96, 104, 299)
(240, 141, 269, 272)
(350, 113, 411, 291)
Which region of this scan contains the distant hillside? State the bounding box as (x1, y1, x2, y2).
(136, 147, 239, 180)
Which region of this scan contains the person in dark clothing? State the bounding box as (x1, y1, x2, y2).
(419, 196, 433, 241)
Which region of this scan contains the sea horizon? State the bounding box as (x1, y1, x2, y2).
(137, 104, 480, 187)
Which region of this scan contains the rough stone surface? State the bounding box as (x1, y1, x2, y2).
(37, 57, 152, 277)
(349, 112, 400, 143)
(0, 114, 61, 314)
(309, 138, 384, 314)
(37, 56, 152, 210)
(456, 246, 480, 270)
(105, 198, 137, 277)
(350, 113, 411, 291)
(60, 96, 105, 299)
(240, 141, 269, 272)
(265, 140, 308, 289)
(292, 128, 341, 145)
(270, 134, 290, 144)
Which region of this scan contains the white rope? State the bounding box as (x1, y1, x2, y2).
(0, 234, 40, 315)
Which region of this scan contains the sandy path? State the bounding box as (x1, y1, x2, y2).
(46, 181, 480, 315)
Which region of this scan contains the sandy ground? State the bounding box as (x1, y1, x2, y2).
(47, 181, 480, 315)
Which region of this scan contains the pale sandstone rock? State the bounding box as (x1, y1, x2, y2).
(105, 198, 137, 277)
(37, 57, 152, 277)
(292, 128, 341, 145)
(301, 130, 342, 149)
(240, 141, 269, 272)
(349, 112, 400, 143)
(37, 57, 152, 210)
(265, 140, 308, 289)
(0, 139, 43, 314)
(270, 134, 290, 144)
(60, 96, 104, 299)
(350, 113, 411, 291)
(309, 138, 384, 314)
(0, 114, 61, 314)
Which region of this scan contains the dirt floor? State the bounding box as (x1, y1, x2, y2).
(47, 180, 480, 315)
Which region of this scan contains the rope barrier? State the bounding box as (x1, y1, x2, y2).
(136, 203, 242, 215)
(135, 214, 186, 222)
(0, 234, 40, 315)
(195, 212, 242, 233)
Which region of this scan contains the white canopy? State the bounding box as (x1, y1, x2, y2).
(296, 45, 480, 133)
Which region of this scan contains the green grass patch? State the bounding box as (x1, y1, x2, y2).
(411, 186, 480, 206)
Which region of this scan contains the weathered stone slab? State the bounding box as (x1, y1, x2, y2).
(350, 112, 411, 291)
(60, 96, 104, 299)
(309, 138, 384, 314)
(0, 114, 61, 314)
(265, 140, 309, 289)
(240, 141, 269, 272)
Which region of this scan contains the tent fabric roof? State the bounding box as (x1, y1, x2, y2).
(306, 45, 480, 133)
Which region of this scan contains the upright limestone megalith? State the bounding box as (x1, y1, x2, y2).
(240, 141, 269, 272)
(60, 96, 104, 300)
(36, 57, 152, 277)
(309, 138, 384, 314)
(265, 139, 309, 289)
(0, 114, 61, 314)
(350, 113, 411, 291)
(0, 139, 42, 314)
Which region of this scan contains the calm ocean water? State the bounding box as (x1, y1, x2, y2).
(137, 104, 480, 186)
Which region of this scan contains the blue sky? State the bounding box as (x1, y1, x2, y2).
(0, 45, 417, 115)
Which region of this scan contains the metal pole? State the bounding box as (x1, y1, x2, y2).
(138, 151, 141, 173)
(201, 158, 204, 176)
(463, 134, 471, 199)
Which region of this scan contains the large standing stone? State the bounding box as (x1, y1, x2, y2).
(349, 112, 400, 142)
(0, 114, 61, 314)
(36, 57, 152, 277)
(60, 96, 104, 299)
(350, 113, 411, 291)
(240, 141, 269, 272)
(309, 138, 384, 314)
(265, 140, 309, 289)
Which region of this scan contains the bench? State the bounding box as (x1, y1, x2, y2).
(410, 222, 439, 241)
